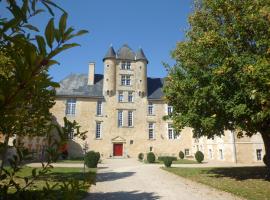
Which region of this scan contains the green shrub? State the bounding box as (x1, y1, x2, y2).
(179, 151, 184, 159)
(85, 151, 100, 168)
(138, 153, 144, 161)
(163, 157, 174, 167)
(195, 151, 204, 163)
(147, 152, 156, 163)
(158, 156, 177, 162)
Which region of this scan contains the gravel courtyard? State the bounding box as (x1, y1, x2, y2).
(85, 159, 243, 200)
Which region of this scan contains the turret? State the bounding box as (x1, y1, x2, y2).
(103, 46, 116, 96)
(135, 48, 148, 97)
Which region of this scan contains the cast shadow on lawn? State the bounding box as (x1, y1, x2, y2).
(96, 171, 136, 182)
(206, 166, 267, 180)
(88, 190, 160, 200)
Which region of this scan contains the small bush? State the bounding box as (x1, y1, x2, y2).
(158, 156, 177, 162)
(162, 156, 175, 167)
(138, 153, 144, 161)
(85, 151, 100, 168)
(195, 151, 204, 163)
(147, 152, 156, 163)
(179, 151, 184, 159)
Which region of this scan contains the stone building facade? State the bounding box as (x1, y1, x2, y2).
(49, 44, 265, 163)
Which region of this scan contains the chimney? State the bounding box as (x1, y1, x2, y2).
(88, 62, 95, 85)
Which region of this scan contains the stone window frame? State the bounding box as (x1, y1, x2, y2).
(148, 102, 154, 115)
(167, 124, 177, 140)
(148, 122, 155, 139)
(121, 61, 131, 70)
(128, 110, 133, 127)
(66, 98, 76, 116)
(96, 100, 102, 116)
(118, 91, 124, 102)
(167, 105, 173, 115)
(184, 149, 190, 156)
(95, 121, 102, 139)
(118, 110, 123, 127)
(256, 149, 262, 161)
(121, 75, 131, 86)
(128, 91, 134, 102)
(208, 148, 213, 159)
(219, 149, 224, 160)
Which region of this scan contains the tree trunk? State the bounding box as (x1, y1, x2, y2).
(261, 131, 270, 180)
(0, 134, 9, 175)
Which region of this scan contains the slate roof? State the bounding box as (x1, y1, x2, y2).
(103, 46, 116, 61)
(56, 74, 164, 99)
(136, 48, 148, 64)
(117, 44, 136, 60)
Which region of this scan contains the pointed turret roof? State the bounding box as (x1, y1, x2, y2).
(103, 46, 116, 61)
(136, 48, 148, 63)
(117, 44, 135, 60)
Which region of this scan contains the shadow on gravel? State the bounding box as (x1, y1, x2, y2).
(88, 190, 160, 200)
(207, 166, 267, 180)
(96, 171, 136, 182)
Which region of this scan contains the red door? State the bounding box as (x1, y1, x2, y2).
(113, 144, 123, 156)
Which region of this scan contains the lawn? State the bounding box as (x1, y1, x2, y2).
(163, 166, 270, 200)
(57, 159, 84, 163)
(5, 166, 96, 199)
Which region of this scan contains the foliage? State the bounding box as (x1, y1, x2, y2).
(179, 151, 185, 159)
(138, 153, 144, 161)
(160, 156, 176, 167)
(195, 151, 204, 163)
(164, 166, 270, 200)
(0, 0, 89, 198)
(85, 151, 100, 168)
(164, 0, 270, 177)
(158, 156, 177, 162)
(147, 152, 156, 163)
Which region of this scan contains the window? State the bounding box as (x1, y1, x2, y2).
(66, 99, 76, 116)
(184, 149, 190, 156)
(121, 61, 131, 70)
(168, 124, 177, 139)
(121, 75, 131, 86)
(68, 129, 74, 139)
(118, 110, 123, 127)
(167, 105, 173, 115)
(256, 149, 262, 161)
(128, 91, 133, 102)
(208, 149, 213, 159)
(118, 91, 123, 102)
(96, 122, 101, 139)
(148, 102, 154, 115)
(128, 111, 133, 127)
(96, 101, 102, 116)
(219, 149, 224, 160)
(148, 123, 154, 139)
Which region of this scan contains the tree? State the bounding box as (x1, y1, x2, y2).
(0, 0, 88, 171)
(164, 0, 270, 178)
(0, 0, 89, 198)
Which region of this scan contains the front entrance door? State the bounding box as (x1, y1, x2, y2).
(113, 143, 123, 156)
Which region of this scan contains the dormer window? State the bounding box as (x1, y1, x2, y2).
(121, 61, 131, 70)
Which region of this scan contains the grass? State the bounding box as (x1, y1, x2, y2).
(5, 166, 96, 199)
(163, 166, 270, 200)
(56, 159, 84, 163)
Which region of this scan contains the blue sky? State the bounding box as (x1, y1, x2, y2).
(1, 0, 193, 81)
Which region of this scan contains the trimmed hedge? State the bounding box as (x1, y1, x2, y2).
(158, 156, 177, 162)
(195, 151, 204, 163)
(161, 156, 175, 167)
(138, 153, 144, 161)
(147, 152, 156, 163)
(179, 151, 184, 159)
(85, 151, 100, 168)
